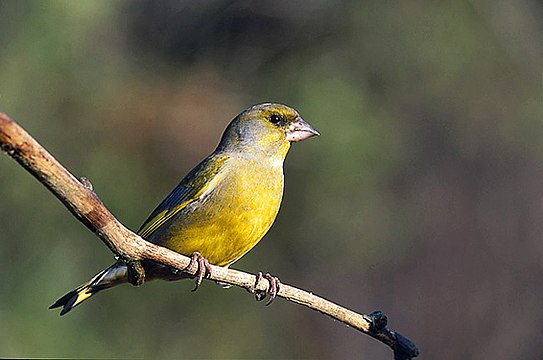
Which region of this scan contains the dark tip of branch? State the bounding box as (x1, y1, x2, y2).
(365, 311, 388, 332)
(364, 311, 420, 359)
(393, 332, 420, 360)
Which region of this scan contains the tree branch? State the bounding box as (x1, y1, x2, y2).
(0, 112, 419, 360)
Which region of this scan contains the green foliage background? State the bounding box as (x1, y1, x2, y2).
(0, 1, 541, 359)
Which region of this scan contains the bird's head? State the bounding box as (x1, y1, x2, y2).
(217, 103, 319, 158)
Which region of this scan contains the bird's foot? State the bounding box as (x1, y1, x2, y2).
(184, 252, 212, 291)
(254, 271, 281, 305)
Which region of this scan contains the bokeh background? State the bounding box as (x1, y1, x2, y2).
(1, 1, 541, 359)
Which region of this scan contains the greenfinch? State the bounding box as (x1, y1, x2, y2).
(50, 103, 319, 315)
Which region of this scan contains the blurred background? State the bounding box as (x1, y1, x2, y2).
(0, 1, 541, 359)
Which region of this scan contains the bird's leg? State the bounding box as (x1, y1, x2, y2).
(184, 252, 212, 291)
(254, 271, 281, 305)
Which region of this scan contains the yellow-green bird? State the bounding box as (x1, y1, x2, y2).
(50, 103, 319, 315)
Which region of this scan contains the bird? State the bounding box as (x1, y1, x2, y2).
(50, 103, 319, 315)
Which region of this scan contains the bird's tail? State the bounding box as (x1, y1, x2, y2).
(49, 263, 128, 315)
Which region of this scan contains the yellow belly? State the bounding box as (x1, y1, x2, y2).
(150, 158, 284, 266)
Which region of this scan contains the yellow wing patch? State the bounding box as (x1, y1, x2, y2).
(138, 205, 186, 239)
(137, 156, 228, 239)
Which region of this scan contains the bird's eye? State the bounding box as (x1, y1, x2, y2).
(269, 114, 282, 125)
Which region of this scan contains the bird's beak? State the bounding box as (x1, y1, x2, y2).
(286, 117, 320, 142)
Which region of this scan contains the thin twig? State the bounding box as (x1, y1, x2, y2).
(0, 112, 419, 360)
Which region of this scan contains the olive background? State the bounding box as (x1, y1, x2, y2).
(0, 1, 541, 359)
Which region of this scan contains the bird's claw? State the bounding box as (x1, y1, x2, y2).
(254, 271, 281, 305)
(185, 252, 212, 291)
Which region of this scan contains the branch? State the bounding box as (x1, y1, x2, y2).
(0, 112, 419, 360)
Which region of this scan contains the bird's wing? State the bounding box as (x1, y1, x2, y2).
(137, 154, 229, 239)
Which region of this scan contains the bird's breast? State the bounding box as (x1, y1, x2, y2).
(160, 156, 285, 266)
